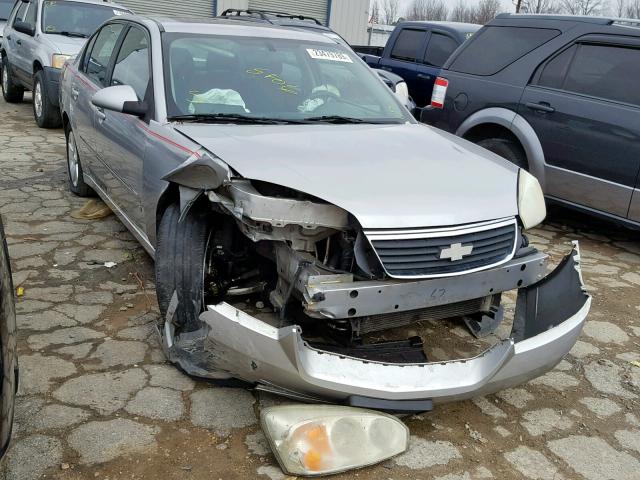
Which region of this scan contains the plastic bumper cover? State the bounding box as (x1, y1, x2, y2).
(165, 242, 590, 405)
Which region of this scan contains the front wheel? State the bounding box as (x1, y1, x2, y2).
(476, 138, 528, 170)
(1, 59, 24, 104)
(33, 70, 62, 128)
(155, 203, 212, 332)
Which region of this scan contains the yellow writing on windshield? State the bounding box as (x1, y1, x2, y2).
(246, 68, 298, 95)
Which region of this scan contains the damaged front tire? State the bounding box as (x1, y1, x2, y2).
(156, 203, 212, 332)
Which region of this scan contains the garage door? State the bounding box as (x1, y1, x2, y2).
(248, 0, 328, 25)
(116, 0, 214, 18)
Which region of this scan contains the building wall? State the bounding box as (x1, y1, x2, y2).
(216, 0, 248, 14)
(328, 0, 369, 45)
(117, 0, 215, 17)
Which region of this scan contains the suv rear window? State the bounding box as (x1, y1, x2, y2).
(449, 26, 560, 76)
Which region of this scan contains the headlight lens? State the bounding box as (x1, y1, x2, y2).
(51, 54, 71, 69)
(261, 405, 409, 476)
(518, 169, 546, 230)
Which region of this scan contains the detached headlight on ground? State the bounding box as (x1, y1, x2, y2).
(518, 169, 547, 230)
(51, 54, 71, 69)
(261, 405, 409, 476)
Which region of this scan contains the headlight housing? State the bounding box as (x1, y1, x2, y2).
(261, 405, 409, 476)
(51, 54, 71, 69)
(518, 169, 546, 230)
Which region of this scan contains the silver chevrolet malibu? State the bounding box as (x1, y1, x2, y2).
(60, 15, 591, 413)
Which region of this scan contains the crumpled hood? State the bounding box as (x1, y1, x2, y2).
(175, 123, 520, 229)
(42, 34, 85, 55)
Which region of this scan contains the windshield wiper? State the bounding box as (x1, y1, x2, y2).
(169, 113, 303, 125)
(301, 115, 381, 124)
(50, 31, 89, 38)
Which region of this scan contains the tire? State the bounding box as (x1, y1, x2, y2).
(33, 70, 62, 128)
(1, 58, 24, 104)
(156, 203, 212, 332)
(65, 127, 94, 197)
(476, 138, 528, 170)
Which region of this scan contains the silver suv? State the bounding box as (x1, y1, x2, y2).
(0, 0, 129, 127)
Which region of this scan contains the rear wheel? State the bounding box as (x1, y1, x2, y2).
(33, 70, 61, 128)
(476, 138, 528, 170)
(1, 59, 24, 104)
(65, 127, 94, 197)
(155, 203, 212, 332)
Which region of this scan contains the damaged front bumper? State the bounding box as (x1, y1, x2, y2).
(163, 243, 590, 410)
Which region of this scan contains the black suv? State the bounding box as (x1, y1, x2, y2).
(421, 14, 640, 228)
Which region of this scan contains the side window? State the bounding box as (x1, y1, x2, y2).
(423, 33, 458, 67)
(81, 35, 98, 73)
(23, 0, 37, 28)
(563, 44, 640, 106)
(390, 29, 428, 62)
(86, 24, 124, 87)
(111, 27, 150, 100)
(12, 2, 28, 25)
(537, 45, 577, 89)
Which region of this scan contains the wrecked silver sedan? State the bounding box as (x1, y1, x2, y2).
(60, 16, 591, 415)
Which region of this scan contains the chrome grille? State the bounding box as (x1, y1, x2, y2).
(366, 219, 518, 279)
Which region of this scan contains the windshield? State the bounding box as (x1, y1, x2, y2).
(42, 0, 128, 37)
(162, 33, 412, 124)
(0, 0, 15, 21)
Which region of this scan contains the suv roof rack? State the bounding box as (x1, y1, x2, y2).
(609, 18, 640, 28)
(220, 9, 322, 26)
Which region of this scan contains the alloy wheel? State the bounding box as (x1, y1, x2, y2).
(34, 81, 43, 120)
(1, 66, 7, 95)
(67, 131, 79, 187)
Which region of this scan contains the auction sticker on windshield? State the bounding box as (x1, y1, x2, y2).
(306, 49, 353, 63)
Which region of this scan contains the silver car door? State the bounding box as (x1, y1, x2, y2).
(94, 24, 150, 229)
(80, 22, 125, 194)
(6, 1, 30, 80)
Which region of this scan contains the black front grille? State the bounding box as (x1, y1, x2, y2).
(369, 221, 517, 278)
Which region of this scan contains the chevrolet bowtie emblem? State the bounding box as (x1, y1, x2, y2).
(440, 242, 474, 261)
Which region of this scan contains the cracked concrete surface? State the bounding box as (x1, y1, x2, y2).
(1, 94, 639, 479)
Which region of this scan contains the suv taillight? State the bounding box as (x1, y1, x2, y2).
(431, 77, 449, 109)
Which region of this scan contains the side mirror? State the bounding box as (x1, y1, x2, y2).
(14, 20, 35, 36)
(92, 85, 147, 117)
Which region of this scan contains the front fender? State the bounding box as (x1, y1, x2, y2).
(456, 107, 547, 191)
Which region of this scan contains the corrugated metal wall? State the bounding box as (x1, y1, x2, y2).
(248, 0, 328, 25)
(117, 0, 214, 18)
(328, 0, 369, 45)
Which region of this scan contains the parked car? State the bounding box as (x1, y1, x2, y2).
(0, 0, 130, 128)
(421, 14, 640, 228)
(354, 21, 481, 107)
(0, 215, 17, 463)
(60, 14, 590, 419)
(0, 0, 17, 49)
(220, 8, 416, 111)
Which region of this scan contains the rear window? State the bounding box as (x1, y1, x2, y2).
(449, 26, 560, 76)
(423, 33, 458, 67)
(391, 29, 427, 62)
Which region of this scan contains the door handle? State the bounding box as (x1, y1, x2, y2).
(526, 102, 555, 113)
(417, 73, 432, 80)
(95, 107, 106, 122)
(71, 87, 79, 101)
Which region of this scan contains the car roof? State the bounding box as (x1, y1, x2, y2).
(136, 15, 338, 42)
(496, 13, 640, 26)
(396, 20, 481, 32)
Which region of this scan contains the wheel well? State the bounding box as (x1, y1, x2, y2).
(462, 123, 529, 169)
(33, 61, 43, 74)
(62, 112, 70, 134)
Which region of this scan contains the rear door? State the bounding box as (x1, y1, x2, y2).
(5, 0, 32, 82)
(94, 23, 151, 228)
(518, 37, 640, 219)
(379, 27, 428, 105)
(71, 23, 125, 188)
(416, 30, 459, 106)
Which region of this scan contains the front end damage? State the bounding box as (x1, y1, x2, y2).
(160, 156, 591, 412)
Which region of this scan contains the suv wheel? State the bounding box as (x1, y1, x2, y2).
(66, 127, 94, 197)
(33, 70, 62, 128)
(476, 138, 528, 170)
(1, 59, 25, 104)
